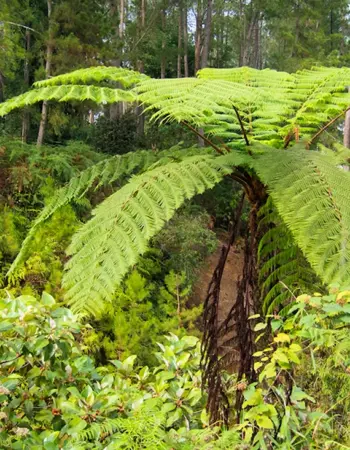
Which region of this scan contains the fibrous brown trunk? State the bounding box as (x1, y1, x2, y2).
(201, 0, 212, 69)
(37, 0, 53, 147)
(202, 175, 268, 425)
(182, 2, 188, 77)
(22, 29, 31, 143)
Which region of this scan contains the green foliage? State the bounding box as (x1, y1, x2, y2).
(258, 197, 321, 314)
(62, 153, 246, 314)
(1, 288, 350, 448)
(0, 139, 103, 293)
(34, 66, 149, 89)
(155, 206, 218, 281)
(0, 293, 212, 449)
(4, 66, 350, 315)
(244, 287, 350, 448)
(0, 85, 135, 117)
(88, 113, 142, 155)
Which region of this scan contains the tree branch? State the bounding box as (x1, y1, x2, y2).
(181, 121, 225, 154)
(233, 105, 250, 147)
(307, 106, 350, 149)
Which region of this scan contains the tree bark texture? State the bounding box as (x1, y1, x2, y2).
(22, 29, 31, 143)
(201, 0, 212, 68)
(37, 0, 53, 147)
(195, 0, 203, 74)
(182, 2, 189, 77)
(177, 1, 183, 78)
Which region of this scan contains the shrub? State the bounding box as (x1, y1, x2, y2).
(1, 288, 349, 449)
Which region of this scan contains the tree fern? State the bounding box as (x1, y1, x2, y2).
(258, 198, 320, 314)
(63, 152, 249, 314)
(253, 147, 350, 286)
(0, 85, 135, 117)
(2, 65, 350, 317)
(7, 145, 207, 279)
(34, 66, 149, 88)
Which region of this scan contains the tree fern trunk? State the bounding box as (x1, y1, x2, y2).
(202, 176, 267, 424)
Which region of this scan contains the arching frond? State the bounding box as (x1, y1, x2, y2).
(34, 66, 148, 88)
(198, 66, 295, 92)
(253, 148, 350, 286)
(7, 146, 208, 279)
(286, 67, 350, 137)
(63, 152, 250, 314)
(136, 77, 289, 146)
(0, 85, 135, 117)
(258, 198, 320, 314)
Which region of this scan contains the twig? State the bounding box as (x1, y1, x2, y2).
(1, 21, 42, 34)
(307, 106, 350, 149)
(312, 392, 350, 439)
(233, 105, 250, 147)
(181, 121, 225, 154)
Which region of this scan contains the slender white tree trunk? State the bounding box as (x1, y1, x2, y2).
(37, 0, 53, 147)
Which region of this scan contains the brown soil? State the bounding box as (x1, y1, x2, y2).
(191, 234, 245, 326)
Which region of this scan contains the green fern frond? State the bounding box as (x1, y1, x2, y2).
(34, 66, 148, 88)
(6, 146, 210, 279)
(286, 67, 350, 137)
(258, 198, 318, 314)
(198, 66, 295, 91)
(0, 85, 135, 117)
(6, 150, 157, 279)
(253, 147, 350, 286)
(63, 152, 249, 314)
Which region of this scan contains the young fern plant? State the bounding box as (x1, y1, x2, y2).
(2, 65, 350, 422)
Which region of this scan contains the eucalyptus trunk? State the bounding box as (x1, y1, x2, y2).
(22, 29, 31, 143)
(37, 0, 53, 147)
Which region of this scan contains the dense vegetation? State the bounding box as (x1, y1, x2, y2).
(1, 1, 350, 449)
(1, 288, 350, 449)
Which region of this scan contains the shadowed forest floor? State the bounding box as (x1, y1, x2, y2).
(192, 234, 245, 326)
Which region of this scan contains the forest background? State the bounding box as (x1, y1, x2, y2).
(1, 1, 350, 448)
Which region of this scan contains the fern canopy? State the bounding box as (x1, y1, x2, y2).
(3, 65, 350, 314)
(34, 66, 149, 88)
(253, 148, 350, 286)
(1, 65, 350, 148)
(63, 152, 250, 314)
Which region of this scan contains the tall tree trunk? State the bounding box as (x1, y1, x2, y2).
(177, 1, 183, 78)
(37, 0, 53, 147)
(195, 0, 203, 74)
(110, 0, 125, 119)
(137, 0, 146, 136)
(160, 7, 166, 78)
(22, 29, 31, 143)
(201, 0, 212, 69)
(182, 2, 189, 77)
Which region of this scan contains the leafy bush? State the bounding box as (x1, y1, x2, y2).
(241, 286, 350, 448)
(1, 288, 350, 449)
(0, 293, 209, 449)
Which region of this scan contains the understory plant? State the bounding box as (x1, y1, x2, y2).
(2, 65, 350, 421)
(0, 289, 350, 449)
